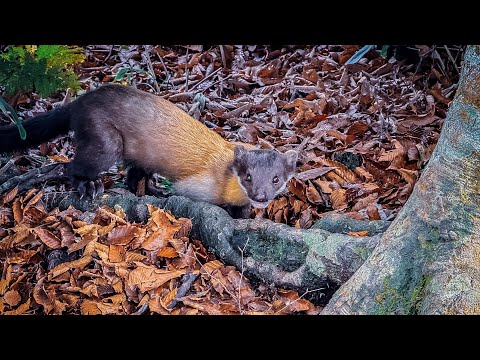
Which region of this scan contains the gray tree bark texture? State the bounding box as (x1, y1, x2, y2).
(322, 45, 480, 314)
(43, 191, 385, 298)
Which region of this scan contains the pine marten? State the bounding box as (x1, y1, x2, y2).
(0, 84, 297, 218)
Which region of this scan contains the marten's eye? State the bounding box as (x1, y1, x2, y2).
(272, 176, 279, 184)
(245, 174, 252, 182)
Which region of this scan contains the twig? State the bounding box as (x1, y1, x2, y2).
(237, 236, 250, 315)
(167, 272, 199, 310)
(273, 287, 324, 315)
(189, 67, 223, 92)
(185, 47, 190, 92)
(154, 48, 172, 89)
(79, 66, 107, 72)
(143, 45, 160, 94)
(201, 73, 232, 93)
(133, 302, 149, 315)
(180, 250, 239, 302)
(443, 45, 460, 74)
(0, 163, 66, 195)
(433, 47, 447, 77)
(0, 159, 15, 177)
(104, 45, 115, 62)
(219, 45, 227, 68)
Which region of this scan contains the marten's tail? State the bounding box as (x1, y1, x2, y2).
(0, 106, 71, 153)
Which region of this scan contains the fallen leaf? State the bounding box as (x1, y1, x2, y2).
(347, 230, 369, 237)
(128, 263, 186, 292)
(0, 186, 18, 206)
(109, 244, 126, 262)
(33, 228, 61, 249)
(4, 290, 21, 307)
(296, 167, 336, 181)
(330, 189, 347, 210)
(105, 225, 141, 245)
(306, 182, 324, 205)
(157, 247, 178, 258)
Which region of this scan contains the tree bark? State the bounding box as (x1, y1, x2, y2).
(323, 45, 480, 314)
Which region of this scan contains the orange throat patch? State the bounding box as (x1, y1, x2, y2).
(221, 175, 250, 207)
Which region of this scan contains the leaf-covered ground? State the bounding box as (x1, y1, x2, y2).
(0, 187, 321, 314)
(0, 45, 463, 314)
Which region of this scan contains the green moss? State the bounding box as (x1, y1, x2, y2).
(353, 246, 370, 261)
(372, 275, 430, 315)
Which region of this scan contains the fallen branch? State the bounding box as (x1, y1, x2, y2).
(167, 272, 199, 310)
(0, 163, 66, 195)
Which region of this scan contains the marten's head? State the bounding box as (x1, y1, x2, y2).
(231, 145, 298, 209)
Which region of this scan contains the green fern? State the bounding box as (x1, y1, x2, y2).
(0, 45, 85, 97)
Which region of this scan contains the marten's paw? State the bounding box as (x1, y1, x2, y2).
(225, 204, 252, 219)
(76, 179, 105, 199)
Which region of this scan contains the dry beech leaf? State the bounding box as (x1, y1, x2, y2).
(314, 179, 333, 194)
(330, 189, 347, 210)
(354, 167, 374, 182)
(161, 288, 178, 308)
(366, 204, 381, 220)
(33, 278, 56, 314)
(49, 254, 93, 279)
(33, 228, 61, 249)
(347, 230, 369, 237)
(126, 251, 147, 262)
(1, 186, 18, 206)
(201, 260, 224, 276)
(128, 263, 186, 292)
(325, 129, 347, 142)
(306, 182, 323, 205)
(81, 300, 107, 315)
(105, 225, 141, 245)
(287, 178, 308, 202)
(4, 289, 21, 307)
(12, 198, 23, 224)
(109, 244, 126, 263)
(346, 122, 369, 136)
(317, 158, 357, 183)
(8, 249, 37, 264)
(351, 193, 378, 212)
(5, 299, 30, 315)
(58, 221, 77, 247)
(295, 167, 336, 181)
(378, 139, 405, 163)
(397, 168, 418, 186)
(180, 298, 229, 315)
(24, 191, 42, 210)
(157, 247, 178, 258)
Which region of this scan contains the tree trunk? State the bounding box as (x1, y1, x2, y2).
(323, 45, 480, 314)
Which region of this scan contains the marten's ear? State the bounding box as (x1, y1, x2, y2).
(234, 145, 248, 160)
(232, 145, 248, 175)
(283, 150, 298, 174)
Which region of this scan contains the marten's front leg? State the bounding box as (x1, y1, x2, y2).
(127, 166, 167, 197)
(68, 122, 122, 199)
(225, 204, 252, 219)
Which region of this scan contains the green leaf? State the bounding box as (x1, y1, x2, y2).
(345, 45, 375, 65)
(0, 97, 26, 140)
(114, 68, 129, 81)
(0, 45, 83, 97)
(380, 45, 390, 58)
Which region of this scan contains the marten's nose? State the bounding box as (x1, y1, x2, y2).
(254, 193, 267, 202)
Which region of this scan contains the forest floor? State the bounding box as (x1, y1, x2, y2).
(0, 45, 462, 314)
